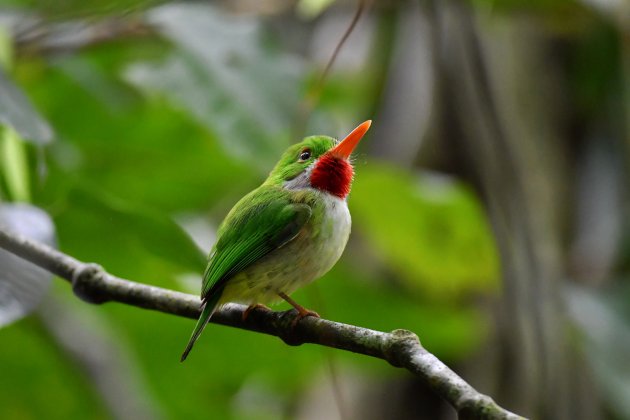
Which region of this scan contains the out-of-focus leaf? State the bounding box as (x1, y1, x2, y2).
(350, 163, 499, 299)
(0, 125, 30, 202)
(0, 317, 109, 419)
(0, 68, 53, 144)
(304, 263, 489, 360)
(53, 186, 207, 283)
(471, 0, 584, 13)
(125, 3, 304, 170)
(0, 24, 13, 70)
(296, 0, 336, 18)
(0, 203, 55, 328)
(567, 285, 630, 419)
(1, 0, 155, 19)
(27, 52, 256, 213)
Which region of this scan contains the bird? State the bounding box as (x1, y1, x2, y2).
(180, 120, 372, 361)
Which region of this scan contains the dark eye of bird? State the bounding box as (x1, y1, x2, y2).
(298, 149, 311, 162)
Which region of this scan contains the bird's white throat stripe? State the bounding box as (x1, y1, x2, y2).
(283, 162, 315, 191)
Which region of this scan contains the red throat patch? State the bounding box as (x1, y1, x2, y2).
(310, 155, 354, 199)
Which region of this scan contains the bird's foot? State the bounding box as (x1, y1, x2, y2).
(277, 292, 320, 328)
(242, 303, 271, 321)
(290, 308, 320, 329)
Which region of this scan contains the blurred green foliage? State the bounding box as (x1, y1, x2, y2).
(0, 317, 109, 419)
(0, 3, 500, 419)
(351, 163, 498, 299)
(1, 126, 31, 201)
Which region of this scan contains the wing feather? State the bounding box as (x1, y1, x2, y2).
(201, 187, 311, 301)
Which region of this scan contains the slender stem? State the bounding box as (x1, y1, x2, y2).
(315, 0, 367, 90)
(292, 0, 369, 139)
(0, 227, 525, 420)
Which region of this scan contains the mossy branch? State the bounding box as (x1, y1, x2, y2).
(0, 227, 524, 420)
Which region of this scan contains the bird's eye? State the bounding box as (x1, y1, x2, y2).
(298, 149, 311, 162)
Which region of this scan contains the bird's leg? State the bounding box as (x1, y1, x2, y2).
(242, 303, 271, 321)
(278, 292, 320, 328)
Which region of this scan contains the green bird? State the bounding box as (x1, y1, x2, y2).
(181, 120, 372, 361)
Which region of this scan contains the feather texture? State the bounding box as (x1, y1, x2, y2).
(180, 128, 367, 360)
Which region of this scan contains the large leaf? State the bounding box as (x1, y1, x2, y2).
(52, 186, 207, 283)
(350, 163, 499, 299)
(125, 3, 304, 170)
(0, 68, 53, 144)
(0, 203, 55, 327)
(27, 51, 255, 213)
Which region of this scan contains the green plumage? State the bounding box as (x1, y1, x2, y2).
(202, 191, 312, 298)
(181, 135, 354, 361)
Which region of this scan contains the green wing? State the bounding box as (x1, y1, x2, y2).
(181, 186, 311, 361)
(201, 187, 312, 300)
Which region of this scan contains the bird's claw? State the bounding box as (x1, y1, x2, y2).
(242, 303, 271, 321)
(290, 309, 320, 329)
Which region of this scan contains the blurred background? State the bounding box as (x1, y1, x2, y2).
(0, 0, 628, 419)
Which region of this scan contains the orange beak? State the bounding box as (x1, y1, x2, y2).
(329, 120, 372, 159)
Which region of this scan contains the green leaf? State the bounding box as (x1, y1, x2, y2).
(0, 317, 108, 419)
(0, 68, 53, 144)
(350, 163, 499, 299)
(26, 52, 256, 213)
(52, 186, 206, 284)
(0, 24, 13, 71)
(125, 3, 305, 171)
(296, 0, 337, 18)
(0, 125, 30, 202)
(305, 263, 488, 360)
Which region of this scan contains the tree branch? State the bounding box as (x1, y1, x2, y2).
(0, 227, 524, 420)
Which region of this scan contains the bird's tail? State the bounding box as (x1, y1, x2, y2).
(180, 292, 222, 362)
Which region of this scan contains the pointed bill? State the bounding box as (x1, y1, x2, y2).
(330, 120, 372, 159)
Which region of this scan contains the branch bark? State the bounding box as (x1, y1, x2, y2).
(0, 227, 524, 420)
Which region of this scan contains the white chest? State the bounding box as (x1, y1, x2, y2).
(316, 194, 351, 271)
(221, 191, 351, 306)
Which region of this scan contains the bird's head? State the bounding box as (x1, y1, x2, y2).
(266, 121, 371, 199)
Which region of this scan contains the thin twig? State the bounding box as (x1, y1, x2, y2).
(316, 0, 367, 90)
(293, 0, 369, 138)
(0, 227, 525, 420)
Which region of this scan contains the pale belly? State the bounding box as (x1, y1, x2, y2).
(219, 193, 351, 306)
